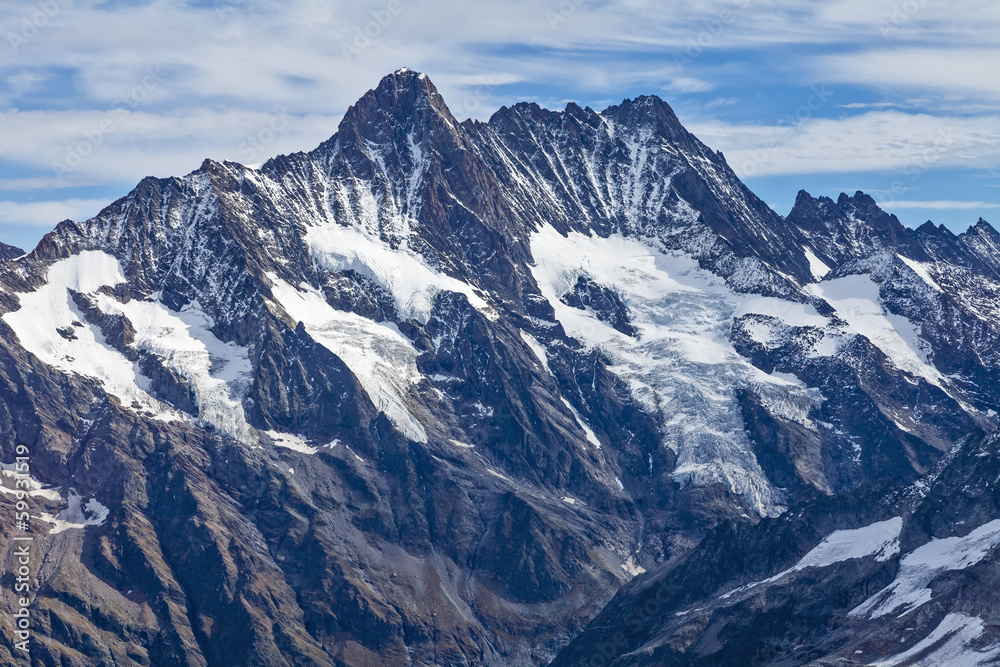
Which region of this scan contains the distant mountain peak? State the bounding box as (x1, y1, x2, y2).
(974, 216, 994, 230)
(0, 241, 24, 260)
(602, 93, 694, 146)
(340, 68, 455, 135)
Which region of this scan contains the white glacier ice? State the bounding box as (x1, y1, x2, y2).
(2, 252, 169, 416)
(807, 274, 945, 388)
(528, 225, 829, 515)
(3, 252, 323, 451)
(95, 296, 257, 444)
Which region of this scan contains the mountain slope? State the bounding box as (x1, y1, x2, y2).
(551, 431, 1000, 666)
(1, 69, 998, 665)
(0, 242, 22, 260)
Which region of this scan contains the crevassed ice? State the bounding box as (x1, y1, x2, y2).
(528, 226, 829, 516)
(267, 274, 428, 443)
(95, 295, 257, 444)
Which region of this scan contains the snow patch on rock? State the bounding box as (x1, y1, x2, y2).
(869, 613, 1000, 667)
(520, 330, 552, 375)
(721, 517, 903, 600)
(306, 222, 492, 324)
(807, 274, 944, 387)
(0, 463, 62, 501)
(41, 489, 109, 535)
(267, 431, 319, 455)
(2, 252, 170, 416)
(852, 519, 1000, 619)
(804, 248, 831, 280)
(268, 275, 428, 443)
(897, 254, 943, 293)
(559, 397, 602, 449)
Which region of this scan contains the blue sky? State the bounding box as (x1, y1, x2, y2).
(1, 0, 998, 251)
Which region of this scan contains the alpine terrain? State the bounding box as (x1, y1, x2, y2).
(2, 68, 1000, 666)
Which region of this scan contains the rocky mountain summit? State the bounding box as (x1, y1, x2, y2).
(1, 69, 999, 666)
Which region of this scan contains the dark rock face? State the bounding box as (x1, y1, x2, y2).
(0, 241, 23, 260)
(561, 277, 638, 338)
(0, 69, 998, 665)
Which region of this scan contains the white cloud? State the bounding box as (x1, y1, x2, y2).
(668, 77, 715, 93)
(0, 0, 997, 237)
(880, 200, 1000, 210)
(0, 108, 342, 186)
(0, 176, 103, 191)
(706, 96, 738, 109)
(688, 111, 1000, 177)
(818, 48, 1000, 101)
(0, 1, 989, 116)
(0, 199, 110, 227)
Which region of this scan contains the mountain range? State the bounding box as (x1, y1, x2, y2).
(2, 68, 1000, 666)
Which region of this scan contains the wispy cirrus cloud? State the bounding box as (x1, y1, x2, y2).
(0, 0, 997, 248)
(0, 107, 343, 184)
(881, 200, 1000, 210)
(817, 48, 1000, 102)
(688, 111, 1000, 178)
(0, 198, 109, 227)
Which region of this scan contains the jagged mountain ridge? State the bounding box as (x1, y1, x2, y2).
(0, 69, 998, 665)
